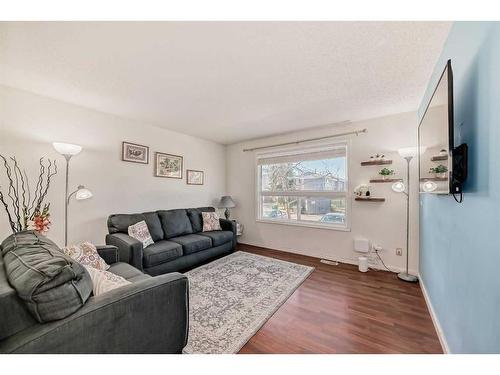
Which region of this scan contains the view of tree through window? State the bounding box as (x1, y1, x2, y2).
(257, 145, 348, 228)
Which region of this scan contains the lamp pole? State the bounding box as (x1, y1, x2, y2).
(398, 156, 418, 283)
(63, 155, 72, 246)
(53, 142, 92, 247)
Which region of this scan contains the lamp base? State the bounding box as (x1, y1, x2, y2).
(397, 272, 418, 283)
(224, 208, 230, 220)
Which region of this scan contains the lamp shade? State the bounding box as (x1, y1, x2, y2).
(219, 195, 236, 208)
(397, 146, 427, 158)
(53, 142, 82, 156)
(75, 186, 93, 200)
(422, 180, 438, 192)
(391, 181, 406, 193)
(397, 147, 416, 158)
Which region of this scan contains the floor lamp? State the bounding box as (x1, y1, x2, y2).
(391, 147, 424, 283)
(53, 142, 93, 246)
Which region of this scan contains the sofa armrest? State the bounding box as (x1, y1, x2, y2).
(0, 273, 189, 353)
(105, 233, 143, 271)
(219, 218, 237, 250)
(96, 245, 119, 264)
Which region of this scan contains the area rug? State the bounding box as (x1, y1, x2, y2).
(182, 251, 314, 354)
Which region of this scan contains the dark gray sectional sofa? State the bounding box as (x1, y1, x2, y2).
(106, 206, 237, 276)
(0, 231, 188, 353)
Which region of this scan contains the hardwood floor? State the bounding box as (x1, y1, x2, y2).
(237, 244, 443, 354)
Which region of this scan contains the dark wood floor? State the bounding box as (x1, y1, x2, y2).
(237, 244, 443, 354)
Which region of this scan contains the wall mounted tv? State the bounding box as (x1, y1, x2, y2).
(418, 59, 467, 198)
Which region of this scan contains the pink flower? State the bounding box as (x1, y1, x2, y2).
(28, 213, 51, 235)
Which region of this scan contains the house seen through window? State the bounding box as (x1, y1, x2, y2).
(256, 143, 348, 229)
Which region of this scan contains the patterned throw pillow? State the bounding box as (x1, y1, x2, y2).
(202, 212, 222, 232)
(62, 242, 110, 271)
(84, 266, 131, 296)
(128, 220, 154, 248)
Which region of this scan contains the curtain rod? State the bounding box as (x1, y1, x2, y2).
(242, 128, 367, 152)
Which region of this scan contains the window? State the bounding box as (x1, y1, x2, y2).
(256, 142, 349, 230)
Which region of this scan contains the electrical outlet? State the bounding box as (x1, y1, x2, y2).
(396, 248, 403, 256)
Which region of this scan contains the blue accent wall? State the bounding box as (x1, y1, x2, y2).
(419, 22, 500, 353)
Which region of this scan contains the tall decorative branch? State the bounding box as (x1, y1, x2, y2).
(0, 154, 57, 234)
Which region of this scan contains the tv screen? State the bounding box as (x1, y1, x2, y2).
(418, 60, 454, 194)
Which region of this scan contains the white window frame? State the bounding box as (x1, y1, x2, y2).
(255, 140, 351, 231)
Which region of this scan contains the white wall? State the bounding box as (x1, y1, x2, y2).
(0, 84, 420, 274)
(227, 111, 420, 274)
(0, 85, 226, 246)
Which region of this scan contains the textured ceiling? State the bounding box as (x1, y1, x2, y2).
(0, 22, 451, 144)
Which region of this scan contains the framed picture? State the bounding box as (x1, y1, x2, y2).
(122, 142, 149, 164)
(187, 169, 204, 185)
(155, 152, 183, 179)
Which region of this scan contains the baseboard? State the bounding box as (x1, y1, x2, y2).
(237, 241, 417, 275)
(418, 274, 450, 354)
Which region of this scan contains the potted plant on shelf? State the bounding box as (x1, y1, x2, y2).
(429, 164, 448, 179)
(378, 167, 395, 180)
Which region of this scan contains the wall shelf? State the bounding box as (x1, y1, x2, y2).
(369, 178, 402, 183)
(431, 155, 448, 161)
(360, 160, 392, 166)
(355, 197, 385, 202)
(420, 177, 448, 181)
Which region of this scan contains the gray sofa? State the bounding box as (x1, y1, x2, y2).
(0, 231, 189, 354)
(106, 207, 237, 276)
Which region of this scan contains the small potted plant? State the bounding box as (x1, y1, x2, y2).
(378, 167, 395, 180)
(429, 164, 448, 179)
(354, 184, 371, 197)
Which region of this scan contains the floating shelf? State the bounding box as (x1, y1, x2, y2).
(360, 160, 392, 166)
(355, 197, 385, 202)
(420, 177, 447, 181)
(431, 155, 448, 161)
(369, 178, 402, 183)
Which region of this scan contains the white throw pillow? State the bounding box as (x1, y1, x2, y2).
(62, 242, 110, 271)
(202, 212, 222, 232)
(128, 220, 154, 247)
(84, 266, 131, 296)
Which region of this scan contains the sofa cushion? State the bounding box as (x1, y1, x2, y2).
(198, 230, 234, 247)
(108, 213, 146, 234)
(158, 209, 193, 239)
(0, 231, 93, 323)
(187, 207, 215, 233)
(142, 211, 164, 242)
(108, 212, 164, 242)
(169, 234, 212, 255)
(143, 240, 183, 268)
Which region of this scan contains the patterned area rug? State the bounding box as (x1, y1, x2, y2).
(183, 251, 314, 354)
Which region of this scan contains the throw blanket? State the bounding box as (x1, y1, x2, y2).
(0, 231, 92, 323)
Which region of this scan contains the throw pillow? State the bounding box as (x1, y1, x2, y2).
(62, 241, 110, 271)
(84, 266, 131, 296)
(128, 220, 154, 247)
(202, 212, 222, 232)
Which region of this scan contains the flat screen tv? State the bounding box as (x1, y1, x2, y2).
(418, 59, 467, 198)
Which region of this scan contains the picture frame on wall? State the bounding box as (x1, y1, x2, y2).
(187, 169, 204, 185)
(155, 152, 183, 179)
(122, 141, 149, 164)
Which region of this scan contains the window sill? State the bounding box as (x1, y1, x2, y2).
(255, 219, 351, 232)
